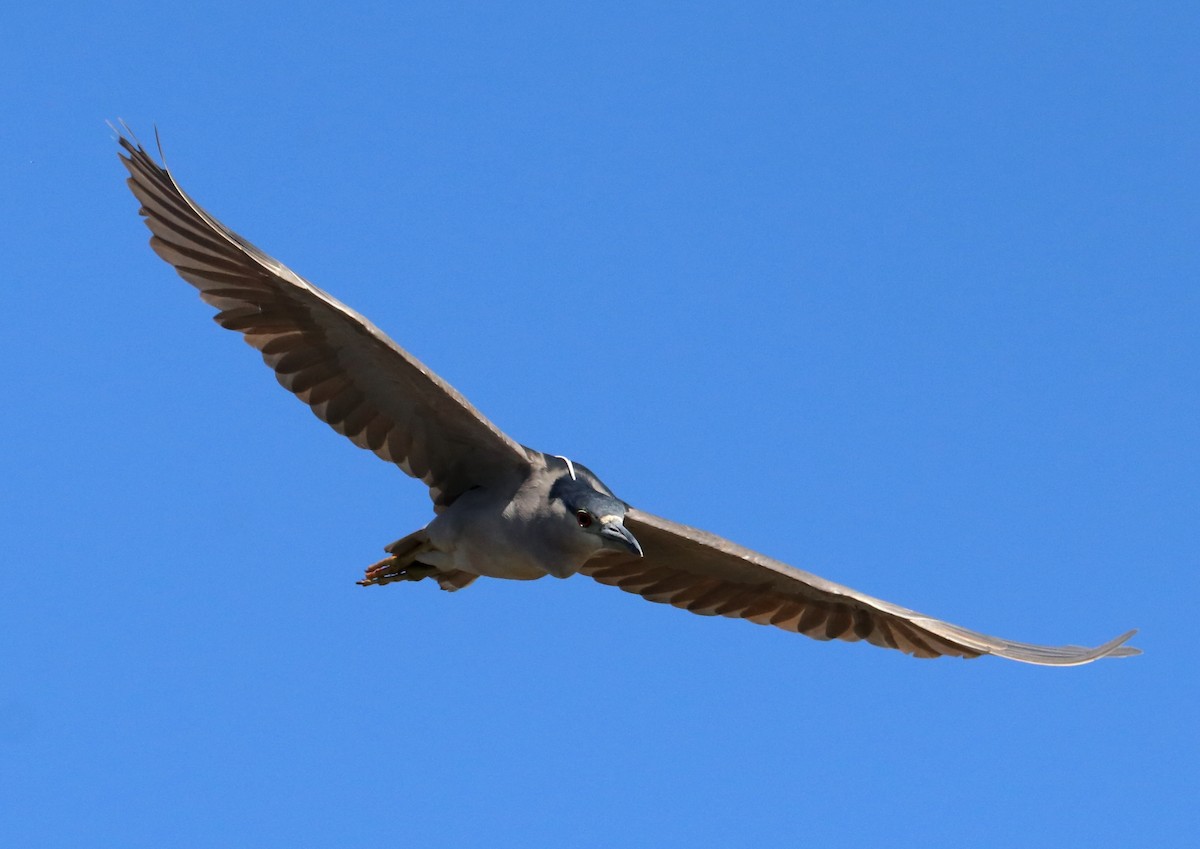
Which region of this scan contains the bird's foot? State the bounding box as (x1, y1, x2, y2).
(357, 556, 438, 587)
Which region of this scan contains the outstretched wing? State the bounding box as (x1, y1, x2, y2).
(582, 508, 1139, 665)
(117, 130, 531, 507)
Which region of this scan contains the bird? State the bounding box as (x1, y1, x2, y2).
(116, 126, 1139, 666)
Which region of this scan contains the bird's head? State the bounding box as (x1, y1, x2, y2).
(549, 463, 643, 559)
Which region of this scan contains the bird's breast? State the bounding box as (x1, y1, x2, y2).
(425, 487, 583, 581)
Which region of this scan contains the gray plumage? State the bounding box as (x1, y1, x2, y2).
(117, 128, 1139, 666)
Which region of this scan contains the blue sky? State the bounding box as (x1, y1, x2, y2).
(3, 2, 1197, 846)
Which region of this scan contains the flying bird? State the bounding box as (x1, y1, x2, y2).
(116, 128, 1139, 666)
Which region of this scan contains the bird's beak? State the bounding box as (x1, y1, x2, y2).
(599, 520, 643, 557)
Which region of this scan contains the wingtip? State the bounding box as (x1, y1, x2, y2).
(1103, 629, 1141, 658)
(1041, 628, 1141, 666)
(152, 123, 170, 169)
(109, 117, 142, 149)
(110, 120, 168, 172)
(976, 626, 1142, 666)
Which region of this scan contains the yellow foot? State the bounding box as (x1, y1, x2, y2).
(357, 555, 437, 587)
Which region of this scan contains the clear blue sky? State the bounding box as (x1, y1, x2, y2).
(3, 2, 1196, 846)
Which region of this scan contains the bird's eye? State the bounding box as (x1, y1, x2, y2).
(576, 510, 593, 528)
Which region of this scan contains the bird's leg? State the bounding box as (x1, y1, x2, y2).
(357, 528, 477, 590)
(432, 569, 478, 592)
(358, 556, 437, 587)
(358, 528, 439, 587)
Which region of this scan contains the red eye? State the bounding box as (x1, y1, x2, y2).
(576, 510, 593, 528)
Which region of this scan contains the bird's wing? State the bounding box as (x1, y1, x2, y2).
(581, 508, 1139, 665)
(117, 130, 531, 506)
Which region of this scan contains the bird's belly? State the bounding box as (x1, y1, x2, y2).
(425, 486, 583, 581)
(425, 516, 568, 581)
(446, 536, 566, 581)
(466, 555, 549, 581)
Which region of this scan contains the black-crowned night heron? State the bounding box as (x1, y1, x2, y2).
(117, 129, 1139, 666)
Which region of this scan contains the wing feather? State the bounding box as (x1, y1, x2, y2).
(117, 131, 531, 506)
(580, 507, 1140, 665)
